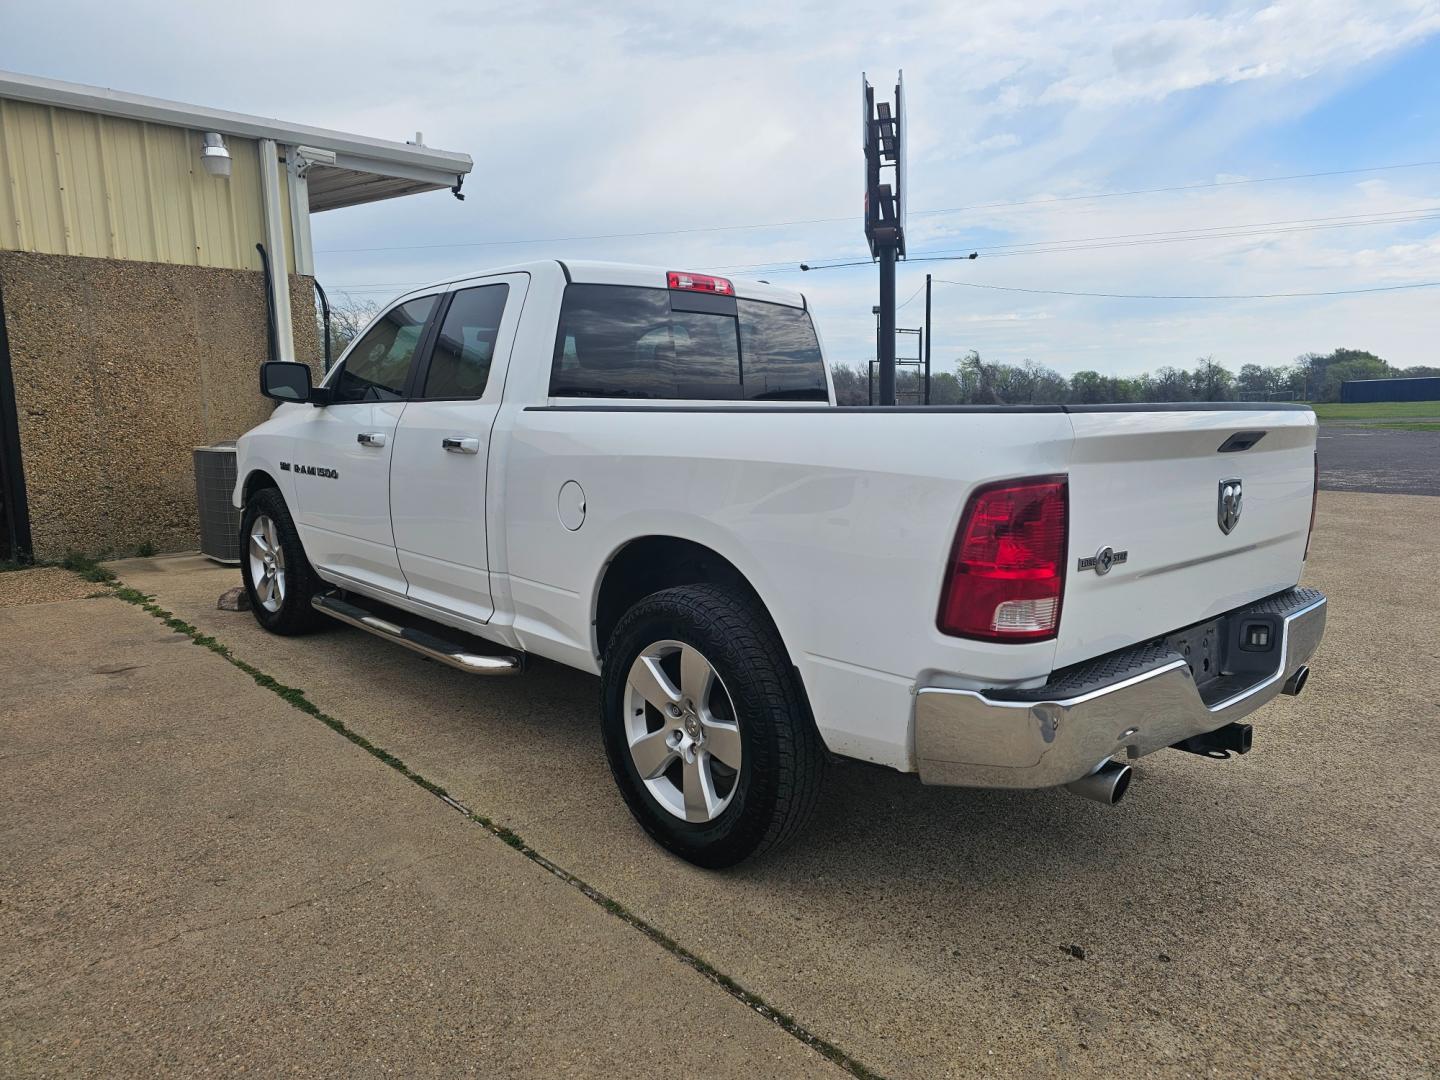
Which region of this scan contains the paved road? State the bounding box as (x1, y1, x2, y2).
(88, 491, 1440, 1079)
(1318, 424, 1440, 496)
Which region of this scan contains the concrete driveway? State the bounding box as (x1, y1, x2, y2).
(6, 490, 1438, 1076)
(0, 591, 845, 1077)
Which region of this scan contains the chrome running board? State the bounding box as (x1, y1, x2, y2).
(312, 592, 523, 676)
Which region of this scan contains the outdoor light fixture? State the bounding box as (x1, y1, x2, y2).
(199, 132, 231, 178)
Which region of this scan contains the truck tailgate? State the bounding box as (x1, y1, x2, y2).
(1055, 407, 1316, 669)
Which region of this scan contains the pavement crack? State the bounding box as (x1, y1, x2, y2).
(103, 584, 887, 1080)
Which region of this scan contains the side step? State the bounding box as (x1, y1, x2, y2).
(312, 592, 523, 675)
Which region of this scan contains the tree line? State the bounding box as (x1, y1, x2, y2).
(829, 348, 1439, 406)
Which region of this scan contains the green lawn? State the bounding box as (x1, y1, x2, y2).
(1308, 400, 1440, 422)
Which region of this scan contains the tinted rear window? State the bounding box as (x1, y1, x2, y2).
(737, 299, 828, 401)
(549, 284, 826, 401)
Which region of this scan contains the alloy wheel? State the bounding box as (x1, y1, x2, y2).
(247, 514, 287, 613)
(624, 640, 743, 823)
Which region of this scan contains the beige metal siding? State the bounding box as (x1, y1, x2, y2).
(0, 99, 293, 271)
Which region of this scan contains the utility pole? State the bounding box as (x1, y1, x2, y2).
(863, 72, 907, 406)
(923, 273, 932, 405)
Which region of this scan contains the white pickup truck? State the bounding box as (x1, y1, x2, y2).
(236, 260, 1326, 866)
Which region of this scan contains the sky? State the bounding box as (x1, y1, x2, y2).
(3, 0, 1439, 378)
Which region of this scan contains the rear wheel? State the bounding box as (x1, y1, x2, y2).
(240, 487, 324, 635)
(600, 584, 824, 868)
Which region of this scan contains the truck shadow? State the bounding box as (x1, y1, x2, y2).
(406, 650, 1287, 915)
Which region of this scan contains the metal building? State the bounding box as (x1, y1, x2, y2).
(0, 70, 472, 560)
(1340, 376, 1440, 404)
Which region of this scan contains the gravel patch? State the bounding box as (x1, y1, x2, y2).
(0, 567, 103, 607)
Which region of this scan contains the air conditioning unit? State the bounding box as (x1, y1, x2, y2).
(193, 443, 241, 564)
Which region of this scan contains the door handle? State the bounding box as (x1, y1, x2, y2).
(357, 432, 387, 448)
(442, 436, 480, 455)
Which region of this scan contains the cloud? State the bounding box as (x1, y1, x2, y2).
(1040, 2, 1440, 107)
(2, 0, 1438, 375)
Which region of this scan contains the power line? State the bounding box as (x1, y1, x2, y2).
(777, 208, 1440, 274)
(914, 207, 1440, 259)
(930, 279, 1440, 300)
(325, 209, 1440, 295)
(314, 158, 1440, 255)
(897, 281, 927, 311)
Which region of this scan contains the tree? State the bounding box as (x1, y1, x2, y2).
(828, 364, 867, 405)
(1189, 356, 1234, 401)
(1293, 348, 1392, 402)
(958, 351, 999, 404)
(1236, 363, 1271, 401)
(1068, 370, 1109, 404)
(929, 370, 964, 404)
(1152, 366, 1192, 402)
(322, 295, 381, 361)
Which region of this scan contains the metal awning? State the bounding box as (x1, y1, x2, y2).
(0, 69, 473, 212)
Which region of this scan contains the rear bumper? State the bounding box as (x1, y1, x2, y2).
(914, 587, 1327, 788)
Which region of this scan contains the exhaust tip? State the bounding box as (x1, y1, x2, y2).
(1065, 760, 1133, 806)
(1282, 665, 1309, 697)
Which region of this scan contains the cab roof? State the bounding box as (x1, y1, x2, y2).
(405, 259, 807, 309)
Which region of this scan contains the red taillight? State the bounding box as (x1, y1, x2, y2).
(667, 270, 733, 295)
(938, 476, 1068, 642)
(1304, 451, 1318, 560)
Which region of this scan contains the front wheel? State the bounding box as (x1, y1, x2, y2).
(240, 487, 324, 635)
(600, 584, 825, 868)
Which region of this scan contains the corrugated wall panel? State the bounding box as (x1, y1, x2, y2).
(0, 99, 278, 271)
(226, 138, 266, 271)
(0, 102, 18, 249)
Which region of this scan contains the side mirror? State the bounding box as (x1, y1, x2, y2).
(260, 362, 328, 405)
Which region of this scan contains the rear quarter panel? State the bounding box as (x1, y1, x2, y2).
(496, 406, 1073, 768)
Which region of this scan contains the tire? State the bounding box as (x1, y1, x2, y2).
(600, 584, 825, 868)
(240, 487, 325, 635)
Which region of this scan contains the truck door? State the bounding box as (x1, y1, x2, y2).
(288, 294, 439, 596)
(389, 274, 528, 625)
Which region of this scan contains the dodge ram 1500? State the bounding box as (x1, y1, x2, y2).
(236, 260, 1326, 866)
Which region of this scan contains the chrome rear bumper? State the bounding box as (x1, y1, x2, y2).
(914, 587, 1327, 788)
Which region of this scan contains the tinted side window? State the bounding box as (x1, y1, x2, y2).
(332, 296, 437, 403)
(423, 284, 510, 398)
(549, 285, 741, 399)
(737, 300, 828, 401)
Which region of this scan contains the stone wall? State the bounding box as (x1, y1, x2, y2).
(0, 250, 320, 558)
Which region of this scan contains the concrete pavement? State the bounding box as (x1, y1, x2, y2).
(5, 489, 1437, 1077)
(0, 593, 848, 1078)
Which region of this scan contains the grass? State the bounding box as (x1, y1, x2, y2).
(2, 545, 162, 576)
(60, 553, 119, 584)
(94, 579, 886, 1080)
(1, 553, 116, 579)
(1309, 400, 1440, 422)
